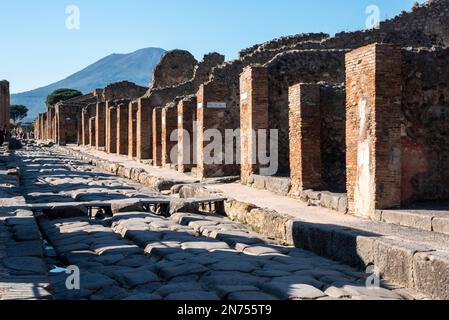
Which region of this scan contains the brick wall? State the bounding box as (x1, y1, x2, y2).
(239, 66, 269, 184)
(177, 96, 196, 173)
(289, 83, 322, 194)
(0, 80, 10, 132)
(346, 43, 402, 217)
(400, 47, 449, 203)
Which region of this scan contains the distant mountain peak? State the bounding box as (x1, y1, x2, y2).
(11, 47, 166, 121)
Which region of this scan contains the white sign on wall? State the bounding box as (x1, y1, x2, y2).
(207, 102, 227, 109)
(178, 115, 182, 124)
(197, 103, 203, 109)
(241, 92, 248, 101)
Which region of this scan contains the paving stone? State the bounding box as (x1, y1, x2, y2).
(124, 293, 163, 300)
(80, 272, 115, 291)
(262, 282, 326, 300)
(6, 241, 43, 258)
(3, 257, 46, 275)
(155, 282, 204, 297)
(228, 291, 279, 300)
(212, 285, 260, 299)
(341, 285, 403, 299)
(115, 268, 159, 288)
(324, 286, 352, 298)
(242, 245, 286, 256)
(159, 263, 209, 279)
(201, 271, 267, 287)
(181, 241, 230, 251)
(95, 244, 143, 256)
(209, 261, 256, 273)
(165, 291, 220, 300)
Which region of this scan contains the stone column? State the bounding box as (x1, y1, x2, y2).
(128, 101, 138, 159)
(117, 103, 129, 155)
(152, 107, 163, 166)
(289, 83, 322, 194)
(136, 97, 153, 161)
(345, 43, 402, 217)
(56, 105, 67, 146)
(95, 102, 106, 150)
(177, 96, 196, 173)
(240, 66, 269, 184)
(106, 104, 117, 154)
(162, 106, 178, 167)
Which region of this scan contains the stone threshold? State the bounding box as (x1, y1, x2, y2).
(53, 145, 449, 300)
(376, 209, 449, 236)
(245, 174, 348, 214)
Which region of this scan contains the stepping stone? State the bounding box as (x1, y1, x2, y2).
(262, 282, 326, 300)
(165, 291, 220, 300)
(95, 244, 143, 256)
(181, 241, 230, 251)
(243, 246, 286, 256)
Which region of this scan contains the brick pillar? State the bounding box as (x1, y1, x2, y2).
(162, 106, 178, 167)
(41, 114, 46, 141)
(346, 43, 402, 217)
(177, 96, 197, 173)
(289, 83, 322, 194)
(81, 110, 89, 146)
(240, 66, 269, 184)
(152, 107, 163, 166)
(89, 117, 96, 147)
(128, 101, 138, 159)
(136, 97, 153, 161)
(95, 102, 106, 150)
(56, 105, 67, 146)
(117, 103, 129, 155)
(196, 80, 232, 179)
(0, 80, 10, 133)
(105, 102, 110, 152)
(106, 105, 117, 153)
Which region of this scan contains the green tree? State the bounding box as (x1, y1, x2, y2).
(10, 105, 29, 124)
(46, 88, 82, 107)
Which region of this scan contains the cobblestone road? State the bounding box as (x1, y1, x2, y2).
(9, 146, 418, 300)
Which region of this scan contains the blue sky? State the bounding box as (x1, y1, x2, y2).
(0, 0, 425, 93)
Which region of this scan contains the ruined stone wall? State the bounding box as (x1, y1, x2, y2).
(239, 0, 449, 62)
(102, 81, 147, 102)
(320, 84, 346, 192)
(265, 49, 346, 174)
(401, 47, 449, 203)
(149, 50, 197, 90)
(161, 103, 179, 166)
(0, 80, 10, 132)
